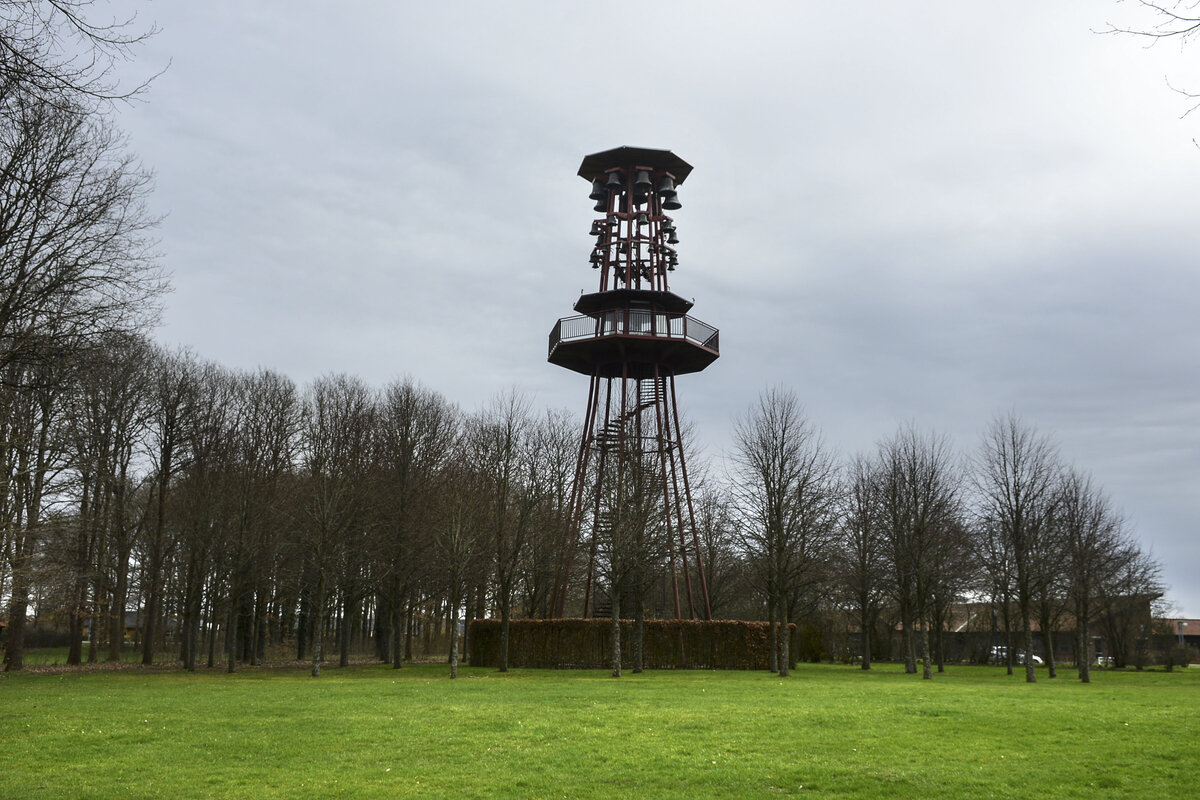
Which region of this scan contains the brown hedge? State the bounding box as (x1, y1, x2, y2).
(468, 618, 796, 670)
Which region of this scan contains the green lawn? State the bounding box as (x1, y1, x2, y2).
(1, 661, 1195, 799)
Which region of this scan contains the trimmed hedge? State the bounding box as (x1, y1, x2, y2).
(468, 618, 796, 670)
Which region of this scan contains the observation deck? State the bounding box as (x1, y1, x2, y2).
(548, 290, 719, 379)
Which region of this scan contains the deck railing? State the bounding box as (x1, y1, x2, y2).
(549, 310, 720, 355)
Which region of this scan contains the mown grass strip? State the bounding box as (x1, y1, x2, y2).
(2, 662, 1195, 799)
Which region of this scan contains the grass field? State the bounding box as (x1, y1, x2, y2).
(2, 660, 1195, 799)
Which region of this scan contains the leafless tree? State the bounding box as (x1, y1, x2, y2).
(837, 454, 888, 670)
(731, 388, 840, 677)
(374, 377, 456, 668)
(876, 424, 962, 679)
(0, 87, 163, 378)
(1095, 542, 1164, 669)
(516, 407, 577, 619)
(435, 434, 486, 679)
(0, 331, 72, 670)
(1098, 1, 1200, 128)
(1, 0, 159, 108)
(171, 363, 236, 671)
(299, 375, 375, 678)
(1054, 467, 1125, 682)
(468, 389, 539, 673)
(217, 369, 301, 670)
(691, 478, 748, 620)
(973, 413, 1060, 683)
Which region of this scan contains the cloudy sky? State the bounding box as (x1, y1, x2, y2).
(109, 1, 1198, 615)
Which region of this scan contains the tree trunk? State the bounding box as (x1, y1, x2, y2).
(1040, 604, 1057, 679)
(339, 598, 351, 668)
(67, 517, 89, 666)
(767, 593, 778, 674)
(632, 594, 644, 674)
(107, 545, 131, 662)
(498, 597, 510, 673)
(1022, 606, 1037, 683)
(226, 600, 238, 674)
(859, 605, 871, 671)
(311, 576, 325, 678)
(449, 600, 460, 680)
(901, 606, 917, 674)
(1076, 596, 1092, 683)
(4, 537, 32, 672)
(779, 607, 791, 678)
(404, 603, 414, 662)
(391, 598, 404, 669)
(920, 620, 932, 680)
(610, 589, 621, 678)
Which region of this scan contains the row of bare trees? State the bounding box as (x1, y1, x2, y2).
(0, 333, 598, 677)
(2, 352, 1164, 682)
(730, 388, 1164, 682)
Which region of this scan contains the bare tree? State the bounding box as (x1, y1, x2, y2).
(1098, 2, 1200, 129)
(837, 454, 888, 670)
(517, 408, 577, 619)
(299, 375, 374, 678)
(973, 413, 1060, 683)
(171, 363, 236, 671)
(373, 377, 456, 668)
(691, 479, 747, 620)
(1, 0, 159, 109)
(435, 434, 485, 680)
(730, 388, 840, 677)
(468, 389, 538, 673)
(876, 424, 962, 679)
(0, 87, 163, 377)
(1055, 467, 1125, 682)
(0, 332, 72, 670)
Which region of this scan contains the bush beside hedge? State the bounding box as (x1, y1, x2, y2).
(468, 618, 796, 670)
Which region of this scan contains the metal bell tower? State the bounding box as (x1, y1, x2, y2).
(548, 146, 719, 620)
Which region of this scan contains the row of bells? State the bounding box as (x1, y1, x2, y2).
(589, 216, 679, 244)
(588, 170, 682, 211)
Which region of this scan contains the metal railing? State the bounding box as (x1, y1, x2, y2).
(549, 309, 719, 355)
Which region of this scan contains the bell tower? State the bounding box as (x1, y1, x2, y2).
(548, 146, 719, 620)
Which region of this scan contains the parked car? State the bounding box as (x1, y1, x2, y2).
(989, 645, 1044, 665)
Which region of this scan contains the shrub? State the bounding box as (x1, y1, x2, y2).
(1163, 644, 1198, 671)
(468, 619, 795, 670)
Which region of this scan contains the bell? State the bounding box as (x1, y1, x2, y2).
(593, 197, 606, 212)
(667, 230, 679, 245)
(662, 194, 682, 211)
(590, 221, 604, 236)
(634, 170, 653, 193)
(605, 171, 624, 192)
(635, 212, 649, 226)
(589, 178, 606, 201)
(658, 175, 677, 198)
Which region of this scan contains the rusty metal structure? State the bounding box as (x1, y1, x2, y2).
(548, 146, 719, 620)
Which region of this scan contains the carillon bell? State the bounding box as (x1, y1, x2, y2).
(589, 178, 606, 201)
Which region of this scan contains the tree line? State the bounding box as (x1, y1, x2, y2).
(0, 345, 1166, 683)
(730, 388, 1164, 683)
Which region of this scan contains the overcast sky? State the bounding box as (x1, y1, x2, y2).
(109, 1, 1199, 616)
